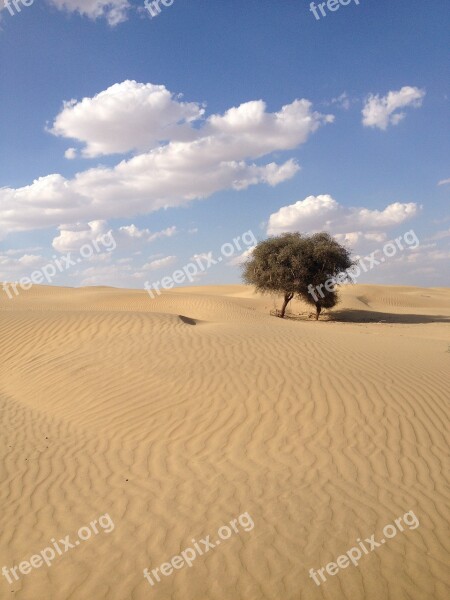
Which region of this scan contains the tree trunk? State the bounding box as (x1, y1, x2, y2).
(280, 293, 294, 318)
(315, 304, 322, 321)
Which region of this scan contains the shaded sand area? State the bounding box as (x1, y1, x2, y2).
(0, 284, 449, 600)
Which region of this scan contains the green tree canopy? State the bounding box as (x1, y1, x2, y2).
(242, 232, 354, 319)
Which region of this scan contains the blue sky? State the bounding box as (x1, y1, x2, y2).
(0, 0, 449, 290)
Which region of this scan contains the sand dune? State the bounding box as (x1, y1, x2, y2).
(0, 284, 449, 600)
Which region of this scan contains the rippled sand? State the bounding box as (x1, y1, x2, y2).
(1, 284, 449, 600)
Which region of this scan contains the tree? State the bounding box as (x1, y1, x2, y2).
(242, 232, 354, 319)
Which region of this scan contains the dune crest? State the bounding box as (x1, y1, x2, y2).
(1, 284, 449, 599)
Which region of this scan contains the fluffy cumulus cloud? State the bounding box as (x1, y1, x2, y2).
(265, 195, 450, 284)
(362, 86, 425, 130)
(0, 82, 333, 235)
(205, 98, 333, 156)
(267, 194, 419, 237)
(52, 220, 108, 252)
(50, 83, 332, 161)
(51, 81, 205, 157)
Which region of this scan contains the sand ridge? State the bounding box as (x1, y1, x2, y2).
(0, 284, 449, 599)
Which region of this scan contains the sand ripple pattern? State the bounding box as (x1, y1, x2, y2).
(0, 284, 449, 599)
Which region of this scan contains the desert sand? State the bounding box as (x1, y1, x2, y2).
(0, 283, 449, 600)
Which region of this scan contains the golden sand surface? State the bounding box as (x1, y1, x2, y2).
(1, 284, 449, 599)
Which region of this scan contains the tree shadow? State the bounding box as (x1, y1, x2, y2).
(329, 309, 450, 324)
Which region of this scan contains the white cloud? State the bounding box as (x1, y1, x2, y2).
(52, 220, 109, 252)
(334, 231, 388, 248)
(330, 92, 351, 110)
(47, 0, 130, 26)
(50, 84, 332, 161)
(362, 232, 388, 243)
(438, 178, 450, 186)
(76, 264, 124, 286)
(52, 221, 177, 252)
(206, 99, 334, 157)
(0, 0, 130, 24)
(18, 254, 44, 267)
(118, 224, 177, 242)
(267, 194, 419, 237)
(366, 240, 450, 284)
(4, 247, 43, 256)
(1, 84, 332, 235)
(362, 86, 425, 130)
(143, 255, 177, 271)
(426, 228, 450, 241)
(227, 246, 255, 266)
(190, 252, 211, 262)
(0, 253, 44, 281)
(65, 148, 78, 160)
(51, 81, 205, 157)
